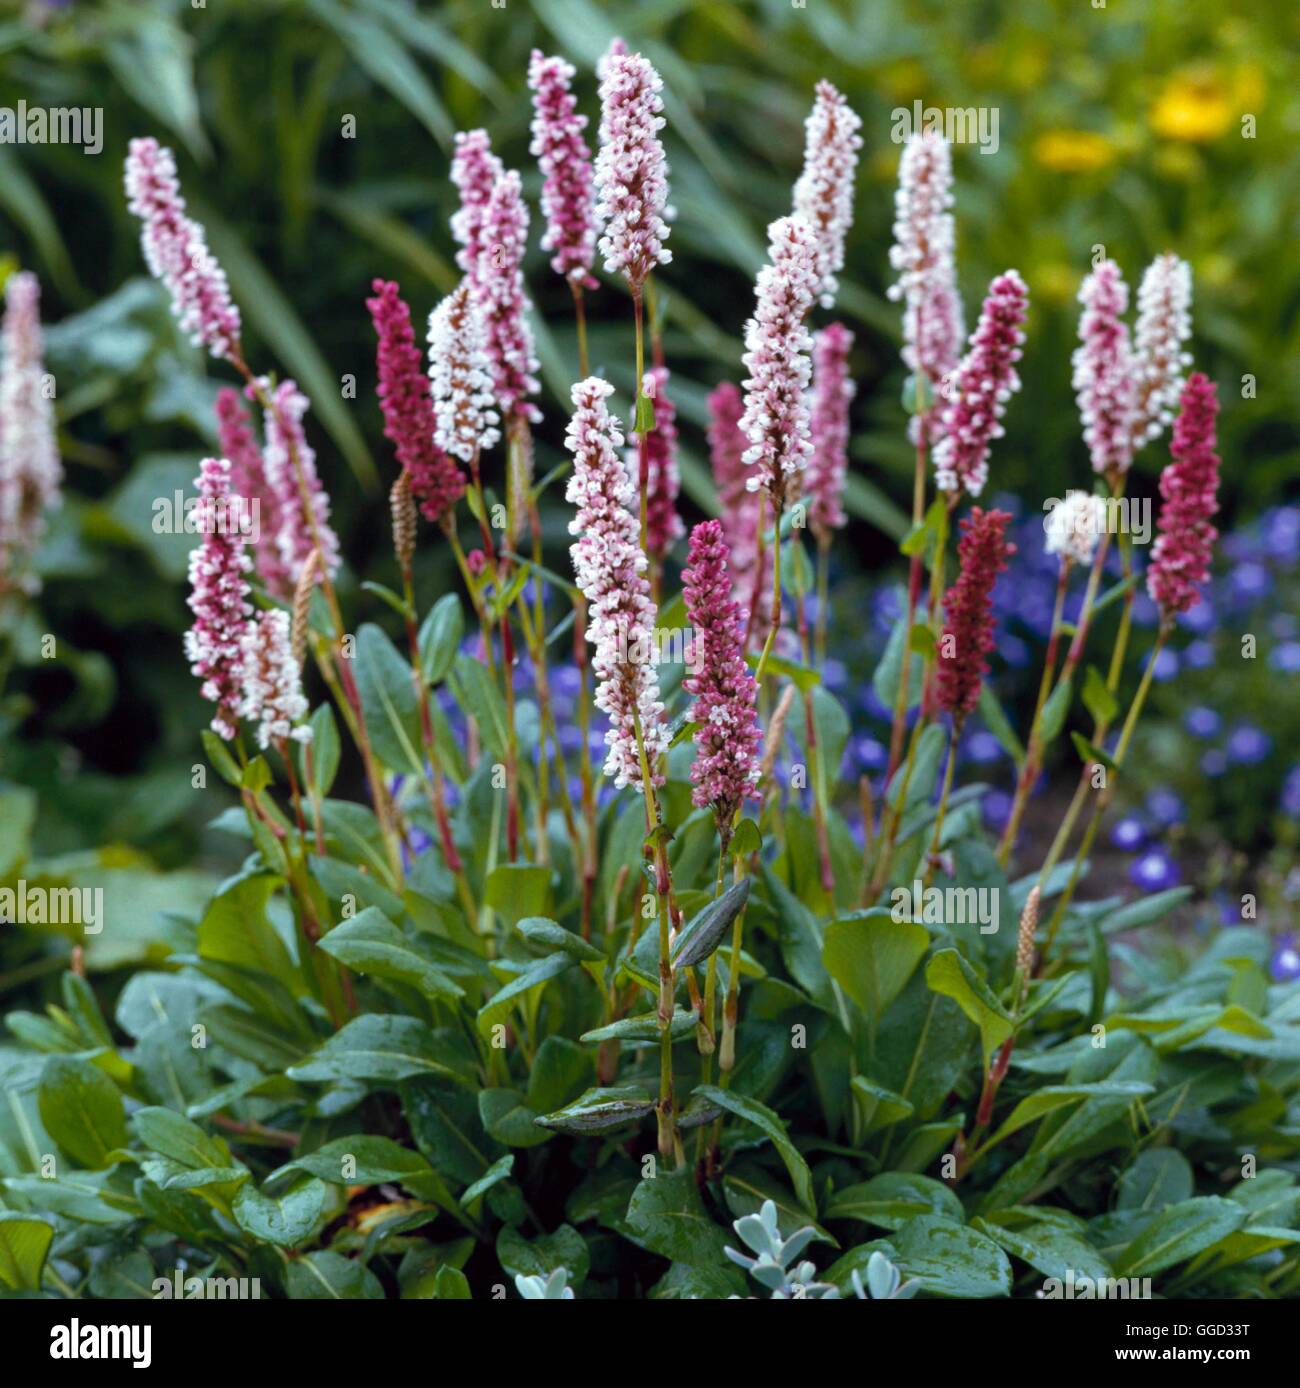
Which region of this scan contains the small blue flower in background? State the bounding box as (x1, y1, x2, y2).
(1271, 613, 1298, 639)
(1184, 706, 1222, 739)
(1109, 815, 1147, 852)
(1178, 598, 1216, 635)
(551, 663, 582, 698)
(857, 685, 893, 721)
(1270, 934, 1300, 984)
(1268, 641, 1300, 674)
(1281, 766, 1300, 818)
(1228, 560, 1272, 605)
(1145, 788, 1187, 829)
(1181, 639, 1215, 670)
(1151, 646, 1179, 682)
(1263, 505, 1300, 565)
(963, 730, 1005, 765)
(822, 657, 847, 690)
(871, 585, 904, 633)
(851, 735, 887, 774)
(1200, 749, 1228, 778)
(1226, 724, 1272, 766)
(1131, 591, 1160, 628)
(1130, 848, 1181, 892)
(557, 723, 584, 755)
(982, 789, 1013, 832)
(998, 635, 1032, 669)
(1217, 895, 1244, 927)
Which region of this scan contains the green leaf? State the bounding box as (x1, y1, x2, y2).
(1114, 1198, 1247, 1278)
(355, 622, 425, 774)
(534, 1087, 655, 1135)
(286, 1249, 384, 1300)
(581, 1012, 698, 1045)
(497, 1222, 590, 1287)
(693, 1085, 814, 1214)
(1116, 1150, 1195, 1213)
(1071, 731, 1117, 773)
(972, 1215, 1114, 1284)
(907, 622, 936, 657)
(132, 1107, 234, 1172)
(1082, 665, 1119, 727)
(823, 911, 928, 1021)
(516, 916, 605, 962)
(37, 1056, 127, 1170)
(282, 1135, 434, 1187)
(1039, 674, 1074, 743)
(233, 1176, 329, 1248)
(849, 1076, 914, 1134)
(670, 878, 750, 969)
(462, 1155, 514, 1208)
(872, 610, 924, 713)
(1099, 888, 1194, 932)
(977, 686, 1025, 770)
(476, 954, 572, 1037)
(197, 873, 300, 997)
(886, 723, 945, 812)
(0, 1213, 54, 1292)
(526, 1037, 593, 1115)
(925, 948, 1014, 1068)
(318, 907, 464, 1004)
(201, 730, 242, 787)
(484, 864, 553, 929)
(480, 1088, 551, 1149)
(303, 704, 340, 798)
(825, 1173, 963, 1231)
(625, 1167, 730, 1266)
(287, 1015, 472, 1085)
(419, 594, 464, 684)
(984, 1082, 1155, 1149)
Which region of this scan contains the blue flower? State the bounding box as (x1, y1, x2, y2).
(1270, 935, 1300, 984)
(1280, 766, 1300, 818)
(822, 657, 848, 690)
(1109, 816, 1147, 852)
(1263, 506, 1300, 564)
(1183, 706, 1222, 738)
(1226, 724, 1271, 765)
(1269, 641, 1300, 675)
(852, 735, 888, 773)
(1181, 639, 1215, 670)
(998, 635, 1031, 670)
(1151, 646, 1179, 682)
(981, 789, 1013, 832)
(1200, 750, 1228, 777)
(1145, 788, 1187, 828)
(1131, 591, 1160, 628)
(1229, 560, 1272, 605)
(1129, 849, 1180, 892)
(963, 730, 1005, 765)
(1178, 598, 1215, 635)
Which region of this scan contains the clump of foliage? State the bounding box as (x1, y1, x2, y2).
(1, 31, 1298, 1306)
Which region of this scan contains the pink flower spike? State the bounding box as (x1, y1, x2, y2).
(887, 133, 964, 421)
(932, 270, 1029, 498)
(450, 129, 505, 289)
(594, 52, 673, 293)
(807, 322, 855, 533)
(682, 520, 763, 825)
(638, 366, 684, 559)
(478, 171, 542, 426)
(367, 278, 466, 522)
(1072, 258, 1136, 477)
(124, 137, 241, 362)
(183, 457, 253, 740)
(596, 35, 629, 82)
(528, 50, 598, 290)
(793, 81, 863, 310)
(565, 376, 668, 794)
(0, 271, 61, 583)
(258, 378, 340, 587)
(1147, 372, 1221, 625)
(740, 215, 819, 507)
(216, 386, 290, 599)
(707, 381, 766, 637)
(428, 283, 501, 462)
(1131, 252, 1193, 450)
(932, 506, 1015, 723)
(238, 607, 311, 750)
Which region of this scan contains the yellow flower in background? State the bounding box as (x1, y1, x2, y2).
(1032, 262, 1078, 307)
(1032, 129, 1114, 173)
(879, 58, 927, 102)
(1150, 67, 1233, 142)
